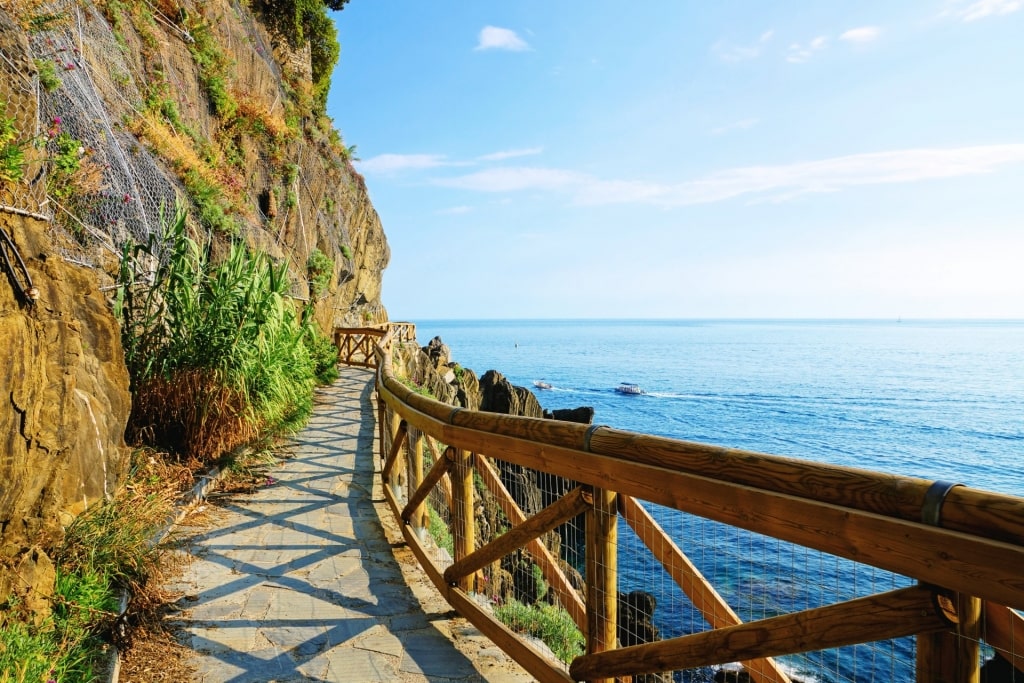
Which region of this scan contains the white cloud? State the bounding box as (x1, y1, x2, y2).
(433, 144, 1024, 207)
(358, 153, 456, 174)
(787, 35, 829, 63)
(710, 118, 759, 135)
(435, 167, 582, 193)
(475, 26, 530, 51)
(477, 147, 544, 162)
(437, 206, 472, 215)
(954, 0, 1023, 21)
(712, 29, 774, 62)
(840, 26, 881, 43)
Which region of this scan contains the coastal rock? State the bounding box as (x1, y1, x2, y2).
(543, 406, 595, 423)
(423, 336, 451, 369)
(479, 370, 544, 418)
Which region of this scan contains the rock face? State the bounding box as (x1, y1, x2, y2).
(0, 212, 131, 611)
(0, 0, 388, 606)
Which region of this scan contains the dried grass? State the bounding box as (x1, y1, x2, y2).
(127, 368, 258, 465)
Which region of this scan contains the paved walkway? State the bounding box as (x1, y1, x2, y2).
(167, 367, 533, 682)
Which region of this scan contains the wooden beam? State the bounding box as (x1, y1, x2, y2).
(619, 495, 791, 683)
(475, 453, 587, 631)
(984, 602, 1024, 675)
(381, 419, 407, 484)
(386, 439, 573, 683)
(443, 486, 591, 586)
(377, 354, 1024, 547)
(586, 487, 618, 683)
(447, 588, 576, 683)
(450, 448, 476, 591)
(402, 446, 454, 526)
(569, 585, 954, 681)
(427, 437, 454, 512)
(378, 385, 1024, 610)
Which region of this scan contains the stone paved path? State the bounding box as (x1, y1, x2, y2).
(167, 367, 533, 682)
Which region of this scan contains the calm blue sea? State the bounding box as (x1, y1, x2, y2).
(412, 319, 1024, 681)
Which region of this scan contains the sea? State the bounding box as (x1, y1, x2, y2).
(412, 319, 1024, 682)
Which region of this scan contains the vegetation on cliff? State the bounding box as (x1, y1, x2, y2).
(116, 206, 339, 462)
(0, 0, 385, 677)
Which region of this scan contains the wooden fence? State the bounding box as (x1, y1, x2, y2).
(339, 325, 1024, 682)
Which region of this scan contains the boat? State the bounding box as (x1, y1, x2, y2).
(533, 380, 553, 390)
(615, 382, 645, 395)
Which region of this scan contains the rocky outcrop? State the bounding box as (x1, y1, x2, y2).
(0, 0, 388, 608)
(0, 212, 130, 612)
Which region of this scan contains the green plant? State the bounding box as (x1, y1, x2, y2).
(340, 244, 352, 260)
(428, 504, 454, 557)
(0, 109, 25, 184)
(303, 320, 339, 384)
(184, 18, 237, 119)
(116, 205, 323, 461)
(35, 58, 61, 91)
(493, 599, 584, 664)
(306, 248, 333, 299)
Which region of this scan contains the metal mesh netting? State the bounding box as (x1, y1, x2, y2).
(11, 1, 179, 261)
(0, 11, 46, 217)
(617, 503, 914, 682)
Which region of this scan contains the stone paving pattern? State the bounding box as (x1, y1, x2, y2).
(168, 367, 535, 682)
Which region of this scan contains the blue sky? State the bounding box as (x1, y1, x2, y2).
(327, 1, 1024, 320)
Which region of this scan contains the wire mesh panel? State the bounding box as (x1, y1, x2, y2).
(617, 501, 916, 682)
(0, 11, 46, 217)
(28, 1, 178, 262)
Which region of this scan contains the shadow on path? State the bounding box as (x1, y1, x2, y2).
(168, 367, 497, 682)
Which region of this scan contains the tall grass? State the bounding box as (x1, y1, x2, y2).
(0, 462, 175, 683)
(116, 205, 335, 462)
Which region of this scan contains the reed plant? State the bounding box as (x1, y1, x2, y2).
(117, 205, 334, 462)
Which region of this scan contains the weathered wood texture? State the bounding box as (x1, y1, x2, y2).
(984, 602, 1024, 675)
(586, 488, 618, 683)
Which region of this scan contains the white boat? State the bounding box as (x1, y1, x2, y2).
(533, 380, 553, 390)
(615, 382, 644, 395)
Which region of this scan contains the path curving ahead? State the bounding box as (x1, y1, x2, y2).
(167, 367, 532, 682)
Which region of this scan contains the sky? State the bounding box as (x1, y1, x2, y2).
(327, 1, 1024, 320)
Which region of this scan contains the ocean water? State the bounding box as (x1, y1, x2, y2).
(411, 319, 1024, 681)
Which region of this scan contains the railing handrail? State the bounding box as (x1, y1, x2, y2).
(339, 325, 1024, 681)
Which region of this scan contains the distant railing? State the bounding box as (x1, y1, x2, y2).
(337, 325, 1024, 683)
(333, 322, 415, 368)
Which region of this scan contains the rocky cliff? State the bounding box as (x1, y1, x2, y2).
(0, 0, 387, 603)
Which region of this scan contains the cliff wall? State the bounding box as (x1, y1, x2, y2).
(0, 0, 387, 602)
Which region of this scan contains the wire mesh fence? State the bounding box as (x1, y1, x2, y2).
(617, 502, 915, 682)
(372, 362, 1024, 679)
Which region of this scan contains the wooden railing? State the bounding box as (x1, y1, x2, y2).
(340, 326, 1024, 682)
(333, 322, 416, 368)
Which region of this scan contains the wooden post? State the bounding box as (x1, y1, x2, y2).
(916, 591, 979, 683)
(586, 487, 617, 683)
(450, 448, 476, 591)
(376, 398, 387, 471)
(408, 427, 428, 536)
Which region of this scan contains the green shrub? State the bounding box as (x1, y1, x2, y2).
(306, 248, 333, 299)
(493, 599, 584, 664)
(35, 58, 61, 91)
(116, 205, 325, 461)
(0, 109, 25, 184)
(428, 505, 454, 557)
